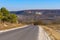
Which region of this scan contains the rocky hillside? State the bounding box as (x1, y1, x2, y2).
(10, 10, 60, 24)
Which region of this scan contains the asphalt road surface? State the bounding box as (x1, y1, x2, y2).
(0, 25, 51, 40)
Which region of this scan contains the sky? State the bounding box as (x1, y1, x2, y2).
(0, 0, 60, 11)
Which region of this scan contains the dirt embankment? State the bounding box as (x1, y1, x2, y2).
(0, 22, 24, 30)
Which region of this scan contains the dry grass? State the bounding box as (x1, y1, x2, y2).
(0, 22, 24, 30)
(46, 24, 60, 31)
(41, 25, 60, 40)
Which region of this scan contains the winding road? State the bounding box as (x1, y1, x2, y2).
(0, 25, 51, 40)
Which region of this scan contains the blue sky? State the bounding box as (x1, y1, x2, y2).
(0, 0, 60, 11)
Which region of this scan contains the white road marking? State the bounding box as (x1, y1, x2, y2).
(0, 25, 28, 33)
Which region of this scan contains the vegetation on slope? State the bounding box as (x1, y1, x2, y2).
(0, 7, 17, 23)
(0, 7, 22, 30)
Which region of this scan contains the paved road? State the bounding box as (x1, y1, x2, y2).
(0, 25, 51, 40)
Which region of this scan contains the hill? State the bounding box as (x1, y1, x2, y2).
(10, 10, 60, 24)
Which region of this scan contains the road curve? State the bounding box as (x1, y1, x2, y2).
(0, 25, 51, 40)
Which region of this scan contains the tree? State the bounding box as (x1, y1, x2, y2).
(0, 9, 3, 22)
(0, 7, 18, 23)
(1, 7, 9, 16)
(9, 14, 17, 23)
